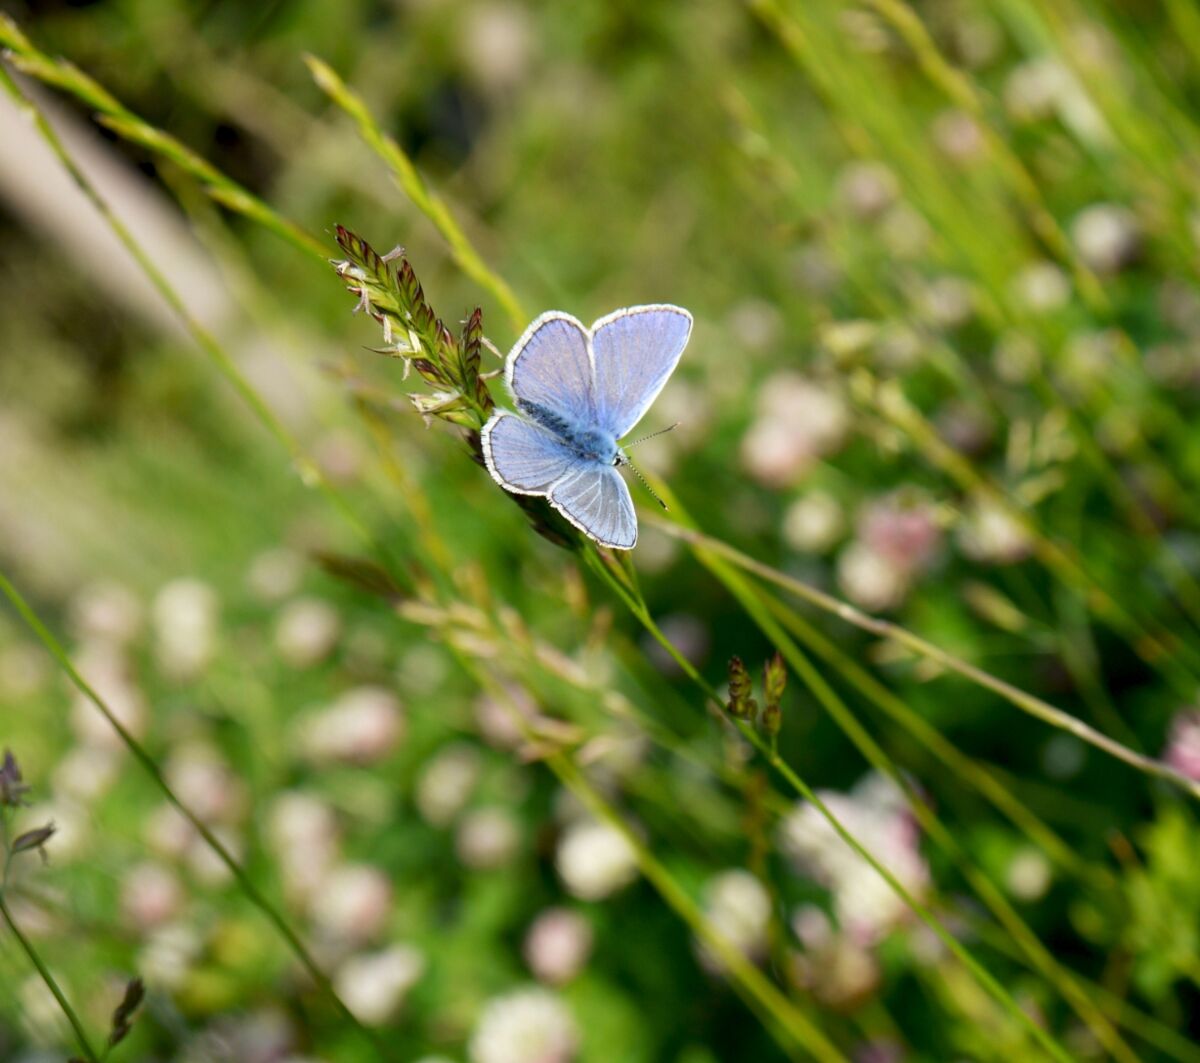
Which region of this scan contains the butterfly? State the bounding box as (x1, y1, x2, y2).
(481, 304, 693, 550)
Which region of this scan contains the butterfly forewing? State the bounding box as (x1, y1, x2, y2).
(591, 306, 692, 440)
(506, 312, 596, 426)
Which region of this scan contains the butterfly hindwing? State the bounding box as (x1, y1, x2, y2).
(550, 462, 638, 550)
(481, 411, 579, 495)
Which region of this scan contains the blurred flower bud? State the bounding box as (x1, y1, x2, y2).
(69, 580, 142, 645)
(783, 491, 845, 553)
(1012, 260, 1071, 314)
(296, 686, 405, 765)
(469, 987, 579, 1063)
(415, 743, 482, 827)
(275, 597, 341, 667)
(52, 744, 120, 803)
(311, 864, 393, 944)
(741, 375, 849, 488)
(932, 109, 984, 162)
(919, 276, 974, 329)
(858, 491, 942, 574)
(461, 2, 534, 95)
(837, 542, 910, 612)
(699, 870, 772, 971)
(555, 819, 638, 901)
(1072, 203, 1140, 273)
(1006, 847, 1053, 902)
(121, 862, 185, 930)
(69, 641, 147, 752)
(1163, 709, 1200, 781)
(836, 160, 898, 219)
(523, 908, 593, 985)
(137, 921, 203, 991)
(152, 578, 219, 681)
(456, 806, 521, 870)
(165, 741, 247, 825)
(335, 944, 426, 1025)
(957, 497, 1032, 564)
(267, 791, 340, 904)
(246, 547, 304, 602)
(726, 298, 783, 353)
(186, 824, 244, 886)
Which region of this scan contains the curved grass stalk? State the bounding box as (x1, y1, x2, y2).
(0, 573, 384, 1054)
(690, 551, 1138, 1063)
(304, 54, 527, 334)
(0, 16, 326, 261)
(974, 919, 1200, 1063)
(0, 62, 385, 572)
(750, 0, 1200, 667)
(452, 655, 844, 1063)
(0, 891, 99, 1062)
(858, 0, 1107, 314)
(866, 379, 1200, 692)
(650, 515, 1200, 803)
(758, 593, 1110, 887)
(579, 551, 1074, 1063)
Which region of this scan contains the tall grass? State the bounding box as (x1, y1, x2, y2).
(2, 3, 1199, 1060)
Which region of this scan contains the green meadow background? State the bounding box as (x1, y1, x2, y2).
(2, 0, 1200, 1060)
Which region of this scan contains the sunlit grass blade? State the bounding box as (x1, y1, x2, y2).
(649, 516, 1200, 803)
(0, 892, 99, 1062)
(304, 53, 527, 334)
(579, 552, 1076, 1062)
(686, 545, 1137, 1062)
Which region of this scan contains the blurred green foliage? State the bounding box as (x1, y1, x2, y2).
(3, 0, 1200, 1061)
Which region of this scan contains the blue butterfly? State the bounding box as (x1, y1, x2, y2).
(481, 305, 693, 550)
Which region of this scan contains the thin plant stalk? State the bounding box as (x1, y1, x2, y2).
(650, 516, 1200, 803)
(578, 550, 1074, 1062)
(760, 593, 1107, 886)
(0, 891, 99, 1063)
(0, 16, 326, 260)
(458, 658, 844, 1063)
(692, 549, 1137, 1062)
(304, 54, 527, 334)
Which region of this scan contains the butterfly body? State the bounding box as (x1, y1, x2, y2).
(482, 305, 692, 550)
(519, 400, 621, 466)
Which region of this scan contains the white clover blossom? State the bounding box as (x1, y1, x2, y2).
(524, 908, 593, 985)
(468, 987, 579, 1063)
(334, 944, 426, 1025)
(698, 870, 772, 971)
(152, 578, 219, 680)
(555, 819, 639, 901)
(780, 772, 928, 946)
(416, 743, 482, 827)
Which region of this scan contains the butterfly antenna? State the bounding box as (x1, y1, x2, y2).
(621, 458, 669, 510)
(623, 422, 680, 450)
